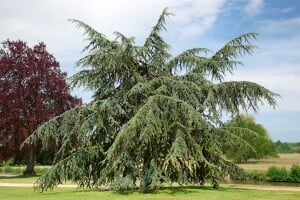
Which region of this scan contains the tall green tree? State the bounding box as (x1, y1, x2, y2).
(223, 114, 277, 163)
(25, 9, 279, 191)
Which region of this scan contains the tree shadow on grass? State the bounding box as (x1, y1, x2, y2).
(107, 185, 224, 196)
(161, 185, 223, 195)
(0, 174, 39, 179)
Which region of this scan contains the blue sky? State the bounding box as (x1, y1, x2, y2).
(0, 0, 299, 142)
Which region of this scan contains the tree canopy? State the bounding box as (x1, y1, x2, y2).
(223, 114, 277, 163)
(0, 40, 81, 174)
(25, 9, 279, 190)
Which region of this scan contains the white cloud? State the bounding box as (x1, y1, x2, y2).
(244, 0, 264, 16)
(0, 0, 227, 103)
(169, 0, 226, 36)
(227, 66, 300, 110)
(1, 0, 299, 141)
(222, 20, 300, 111)
(0, 0, 227, 47)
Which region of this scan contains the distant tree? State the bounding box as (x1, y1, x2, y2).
(223, 114, 277, 163)
(275, 141, 300, 153)
(0, 40, 81, 174)
(25, 9, 278, 191)
(275, 140, 292, 153)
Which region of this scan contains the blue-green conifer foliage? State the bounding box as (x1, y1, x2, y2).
(25, 9, 279, 191)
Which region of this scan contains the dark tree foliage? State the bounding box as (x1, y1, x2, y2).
(25, 9, 278, 190)
(0, 40, 81, 174)
(223, 114, 278, 163)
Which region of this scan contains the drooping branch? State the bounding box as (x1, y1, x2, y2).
(22, 9, 279, 191)
(205, 81, 279, 115)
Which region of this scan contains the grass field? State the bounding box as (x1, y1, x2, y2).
(0, 186, 299, 200)
(1, 154, 299, 199)
(238, 153, 300, 171)
(0, 175, 38, 184)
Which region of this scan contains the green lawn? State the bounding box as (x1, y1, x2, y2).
(0, 186, 299, 200)
(1, 155, 300, 200)
(0, 175, 38, 184)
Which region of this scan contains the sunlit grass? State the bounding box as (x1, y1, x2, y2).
(0, 175, 38, 184)
(238, 153, 300, 171)
(1, 153, 299, 200)
(0, 186, 300, 200)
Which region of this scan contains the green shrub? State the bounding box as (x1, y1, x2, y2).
(2, 166, 23, 174)
(230, 169, 267, 181)
(233, 166, 300, 183)
(267, 166, 288, 182)
(35, 167, 50, 175)
(246, 170, 267, 181)
(1, 158, 14, 167)
(3, 166, 14, 173)
(289, 164, 300, 182)
(229, 168, 246, 181)
(291, 146, 300, 153)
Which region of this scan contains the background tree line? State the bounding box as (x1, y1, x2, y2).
(274, 141, 300, 153)
(223, 114, 277, 163)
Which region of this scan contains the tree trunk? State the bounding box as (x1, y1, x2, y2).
(141, 150, 152, 191)
(23, 147, 36, 175)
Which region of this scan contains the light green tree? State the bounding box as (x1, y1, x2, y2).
(223, 115, 277, 163)
(25, 9, 279, 191)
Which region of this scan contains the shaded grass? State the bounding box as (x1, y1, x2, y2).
(0, 175, 72, 185)
(0, 165, 50, 175)
(0, 186, 300, 200)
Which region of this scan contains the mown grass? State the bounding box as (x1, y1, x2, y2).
(0, 175, 38, 184)
(0, 186, 299, 200)
(239, 153, 300, 171)
(1, 154, 299, 200)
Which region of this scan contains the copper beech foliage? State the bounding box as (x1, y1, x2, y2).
(0, 40, 81, 164)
